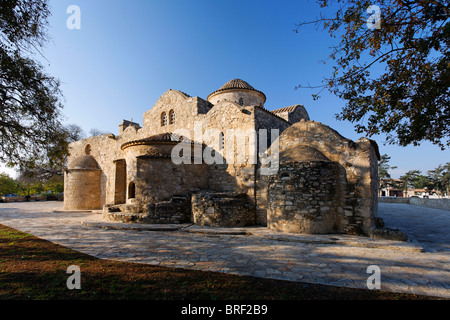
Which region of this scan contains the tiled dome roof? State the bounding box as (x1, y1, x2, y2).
(121, 133, 190, 150)
(142, 132, 183, 142)
(271, 105, 303, 114)
(207, 79, 266, 100)
(219, 79, 256, 91)
(68, 155, 100, 170)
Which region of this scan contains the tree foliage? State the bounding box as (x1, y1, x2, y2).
(0, 172, 17, 195)
(296, 0, 450, 149)
(399, 169, 422, 189)
(378, 154, 397, 179)
(89, 128, 107, 137)
(0, 169, 63, 197)
(0, 0, 69, 169)
(378, 153, 398, 190)
(427, 163, 450, 195)
(396, 163, 450, 196)
(378, 154, 450, 196)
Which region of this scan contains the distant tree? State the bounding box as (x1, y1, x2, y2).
(378, 154, 397, 179)
(443, 162, 450, 196)
(378, 154, 398, 192)
(399, 170, 421, 193)
(412, 174, 433, 190)
(295, 0, 450, 149)
(44, 175, 64, 194)
(427, 164, 447, 197)
(0, 0, 69, 169)
(65, 123, 86, 143)
(16, 166, 64, 198)
(89, 128, 107, 137)
(0, 172, 18, 196)
(14, 123, 86, 182)
(16, 169, 42, 198)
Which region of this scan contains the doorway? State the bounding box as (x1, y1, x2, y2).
(114, 159, 126, 204)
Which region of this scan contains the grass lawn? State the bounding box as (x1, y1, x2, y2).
(0, 224, 442, 300)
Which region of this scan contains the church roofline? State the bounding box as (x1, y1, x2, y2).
(207, 79, 266, 102)
(254, 105, 291, 124)
(121, 133, 192, 150)
(271, 105, 305, 114)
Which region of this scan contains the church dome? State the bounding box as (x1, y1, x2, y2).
(121, 132, 188, 150)
(217, 79, 259, 92)
(68, 155, 100, 170)
(120, 133, 195, 159)
(207, 79, 266, 106)
(279, 145, 330, 163)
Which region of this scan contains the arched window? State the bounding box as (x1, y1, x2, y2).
(161, 112, 167, 126)
(85, 144, 91, 155)
(238, 98, 244, 106)
(169, 110, 175, 125)
(219, 132, 224, 150)
(128, 181, 135, 199)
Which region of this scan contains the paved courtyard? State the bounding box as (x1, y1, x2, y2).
(0, 201, 449, 298)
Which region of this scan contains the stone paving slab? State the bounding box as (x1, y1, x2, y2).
(81, 221, 191, 232)
(377, 202, 450, 253)
(0, 201, 449, 299)
(82, 221, 424, 253)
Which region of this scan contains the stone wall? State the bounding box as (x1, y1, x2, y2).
(271, 105, 310, 124)
(201, 102, 258, 219)
(253, 105, 290, 149)
(253, 106, 292, 225)
(379, 196, 450, 211)
(103, 195, 191, 224)
(261, 120, 379, 235)
(136, 157, 208, 204)
(378, 197, 410, 204)
(65, 88, 310, 214)
(191, 191, 255, 227)
(144, 195, 192, 223)
(267, 160, 346, 234)
(142, 90, 212, 137)
(66, 133, 127, 207)
(407, 197, 450, 211)
(64, 169, 102, 210)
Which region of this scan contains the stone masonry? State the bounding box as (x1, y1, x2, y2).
(64, 79, 380, 236)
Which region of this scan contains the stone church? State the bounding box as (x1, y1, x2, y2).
(64, 79, 380, 236)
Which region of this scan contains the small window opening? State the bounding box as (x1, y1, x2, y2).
(169, 110, 175, 125)
(85, 144, 91, 155)
(161, 112, 167, 126)
(128, 181, 136, 199)
(219, 132, 224, 150)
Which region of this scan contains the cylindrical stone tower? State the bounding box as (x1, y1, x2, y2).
(64, 155, 102, 210)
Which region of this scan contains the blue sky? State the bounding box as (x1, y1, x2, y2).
(2, 0, 448, 178)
